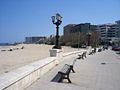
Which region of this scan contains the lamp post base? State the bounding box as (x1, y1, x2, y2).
(52, 45, 61, 49)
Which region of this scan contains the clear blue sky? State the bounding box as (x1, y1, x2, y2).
(0, 0, 120, 43)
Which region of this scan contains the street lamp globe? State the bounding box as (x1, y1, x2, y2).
(56, 13, 62, 21)
(88, 32, 91, 36)
(51, 16, 55, 23)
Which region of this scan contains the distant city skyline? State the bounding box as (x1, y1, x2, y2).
(0, 0, 120, 43)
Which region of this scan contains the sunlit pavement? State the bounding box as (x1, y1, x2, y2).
(26, 49, 120, 90)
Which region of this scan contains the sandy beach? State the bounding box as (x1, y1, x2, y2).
(0, 44, 80, 74)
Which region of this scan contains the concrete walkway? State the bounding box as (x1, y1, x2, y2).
(26, 49, 120, 90)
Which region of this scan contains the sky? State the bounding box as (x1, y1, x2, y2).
(0, 0, 120, 43)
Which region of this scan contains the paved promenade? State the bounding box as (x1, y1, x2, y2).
(26, 49, 120, 90)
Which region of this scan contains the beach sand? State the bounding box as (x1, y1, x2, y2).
(0, 44, 79, 74)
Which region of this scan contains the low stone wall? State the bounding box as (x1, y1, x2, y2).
(0, 49, 86, 90)
(63, 51, 84, 57)
(0, 57, 56, 90)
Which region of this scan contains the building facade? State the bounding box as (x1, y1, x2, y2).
(63, 23, 98, 46)
(64, 23, 97, 36)
(25, 36, 46, 44)
(97, 20, 120, 45)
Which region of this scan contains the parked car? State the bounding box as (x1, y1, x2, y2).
(81, 45, 87, 48)
(112, 46, 120, 51)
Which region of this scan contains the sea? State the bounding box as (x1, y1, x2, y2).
(0, 43, 13, 49)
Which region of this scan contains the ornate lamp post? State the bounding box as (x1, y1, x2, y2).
(87, 32, 91, 46)
(51, 13, 62, 49)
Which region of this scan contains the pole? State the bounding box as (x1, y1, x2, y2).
(53, 24, 61, 49)
(88, 34, 90, 46)
(56, 25, 59, 48)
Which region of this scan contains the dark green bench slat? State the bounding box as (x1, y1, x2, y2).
(51, 73, 62, 82)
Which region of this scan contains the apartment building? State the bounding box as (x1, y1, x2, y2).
(97, 20, 120, 44)
(64, 23, 97, 36)
(63, 20, 120, 45)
